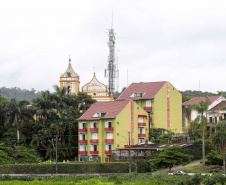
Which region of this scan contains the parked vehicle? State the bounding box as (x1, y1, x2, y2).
(173, 171, 187, 175)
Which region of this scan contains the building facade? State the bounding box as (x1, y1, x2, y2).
(117, 81, 183, 133)
(78, 100, 149, 162)
(82, 73, 114, 102)
(59, 57, 80, 95)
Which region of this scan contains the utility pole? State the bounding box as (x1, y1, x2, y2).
(55, 135, 58, 175)
(128, 131, 131, 173)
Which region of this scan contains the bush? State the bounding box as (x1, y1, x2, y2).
(206, 150, 223, 166)
(0, 162, 135, 174)
(202, 173, 226, 185)
(137, 160, 151, 173)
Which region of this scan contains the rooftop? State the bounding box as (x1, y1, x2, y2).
(183, 96, 221, 106)
(117, 81, 167, 100)
(78, 100, 130, 120)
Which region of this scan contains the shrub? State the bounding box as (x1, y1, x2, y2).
(206, 150, 223, 166)
(137, 160, 151, 173)
(0, 162, 135, 174)
(202, 173, 226, 185)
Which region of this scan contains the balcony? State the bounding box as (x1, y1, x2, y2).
(79, 140, 87, 144)
(105, 150, 112, 155)
(105, 139, 114, 143)
(124, 145, 129, 148)
(138, 114, 147, 118)
(149, 128, 152, 132)
(79, 151, 87, 155)
(138, 134, 146, 138)
(138, 123, 146, 127)
(90, 128, 98, 132)
(104, 127, 114, 132)
(143, 106, 152, 111)
(149, 117, 152, 121)
(90, 139, 99, 143)
(78, 129, 87, 132)
(90, 151, 99, 155)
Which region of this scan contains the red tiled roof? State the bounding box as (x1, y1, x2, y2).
(117, 81, 167, 100)
(183, 96, 221, 106)
(209, 100, 226, 111)
(78, 100, 130, 120)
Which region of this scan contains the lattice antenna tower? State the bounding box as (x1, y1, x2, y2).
(105, 17, 119, 95)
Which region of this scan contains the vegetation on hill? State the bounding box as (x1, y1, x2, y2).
(0, 87, 42, 102)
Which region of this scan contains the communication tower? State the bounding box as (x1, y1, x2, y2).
(105, 27, 119, 95)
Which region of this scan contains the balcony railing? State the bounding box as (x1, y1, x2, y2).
(138, 114, 147, 118)
(105, 139, 114, 143)
(90, 139, 99, 143)
(104, 127, 114, 132)
(90, 151, 99, 155)
(90, 128, 98, 132)
(143, 106, 152, 111)
(79, 151, 87, 155)
(78, 129, 87, 132)
(149, 128, 152, 132)
(79, 140, 87, 144)
(138, 123, 146, 127)
(138, 134, 146, 138)
(105, 150, 112, 155)
(149, 117, 152, 121)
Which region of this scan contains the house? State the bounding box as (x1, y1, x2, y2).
(77, 100, 149, 162)
(117, 81, 182, 133)
(182, 96, 225, 130)
(208, 99, 226, 124)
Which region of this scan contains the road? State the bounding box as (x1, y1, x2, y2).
(154, 160, 201, 173)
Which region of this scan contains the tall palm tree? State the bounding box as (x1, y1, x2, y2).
(211, 121, 226, 174)
(190, 99, 210, 172)
(5, 98, 34, 145)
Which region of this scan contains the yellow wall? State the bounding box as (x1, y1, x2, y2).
(78, 101, 149, 162)
(169, 83, 182, 133)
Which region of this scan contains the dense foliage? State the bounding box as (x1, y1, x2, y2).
(0, 86, 96, 163)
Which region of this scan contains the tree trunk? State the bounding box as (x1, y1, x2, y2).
(202, 128, 205, 173)
(17, 123, 20, 145)
(222, 146, 225, 174)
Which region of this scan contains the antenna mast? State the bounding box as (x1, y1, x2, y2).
(105, 19, 119, 95)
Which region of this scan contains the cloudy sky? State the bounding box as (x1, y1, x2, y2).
(0, 0, 225, 93)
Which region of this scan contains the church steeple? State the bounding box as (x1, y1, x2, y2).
(59, 56, 80, 95)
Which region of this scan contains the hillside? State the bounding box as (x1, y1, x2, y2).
(0, 87, 42, 102)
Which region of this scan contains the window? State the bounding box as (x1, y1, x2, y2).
(80, 133, 86, 140)
(139, 117, 143, 123)
(139, 139, 144, 143)
(149, 122, 151, 128)
(130, 92, 145, 98)
(91, 144, 98, 151)
(146, 100, 151, 107)
(91, 122, 97, 128)
(106, 144, 113, 151)
(82, 123, 86, 129)
(209, 117, 212, 123)
(92, 133, 98, 140)
(139, 128, 145, 134)
(67, 72, 71, 77)
(107, 133, 113, 139)
(80, 145, 87, 151)
(105, 121, 112, 128)
(93, 112, 107, 117)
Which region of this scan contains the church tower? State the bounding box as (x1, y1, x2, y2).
(60, 56, 80, 95)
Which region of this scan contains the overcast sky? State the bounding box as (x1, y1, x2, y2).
(0, 0, 226, 93)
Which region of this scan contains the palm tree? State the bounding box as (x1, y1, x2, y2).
(211, 121, 226, 174)
(190, 99, 210, 172)
(5, 98, 34, 145)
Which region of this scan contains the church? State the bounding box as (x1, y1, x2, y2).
(60, 57, 114, 102)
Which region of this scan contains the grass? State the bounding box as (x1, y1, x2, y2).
(183, 164, 221, 173)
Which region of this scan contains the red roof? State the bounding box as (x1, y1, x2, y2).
(78, 100, 130, 120)
(209, 100, 226, 111)
(117, 81, 167, 100)
(183, 96, 221, 106)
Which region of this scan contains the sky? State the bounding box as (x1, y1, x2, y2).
(0, 0, 226, 93)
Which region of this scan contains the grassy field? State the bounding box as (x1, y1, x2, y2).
(0, 173, 225, 185)
(183, 165, 221, 173)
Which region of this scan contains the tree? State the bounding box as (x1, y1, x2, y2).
(190, 99, 210, 172)
(152, 145, 191, 172)
(211, 121, 226, 174)
(5, 98, 34, 144)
